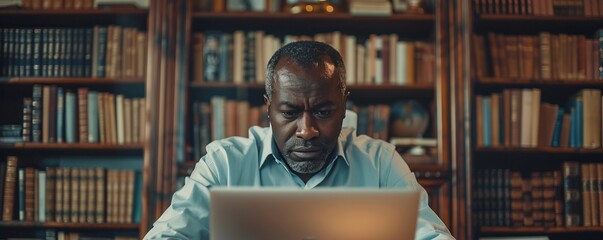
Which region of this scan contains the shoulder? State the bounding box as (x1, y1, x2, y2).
(203, 126, 268, 162)
(340, 128, 396, 157)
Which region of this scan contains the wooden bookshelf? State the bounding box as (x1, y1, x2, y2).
(474, 146, 603, 154)
(0, 221, 139, 230)
(481, 226, 603, 234)
(0, 9, 147, 16)
(1, 77, 145, 85)
(4, 143, 143, 150)
(473, 14, 603, 33)
(476, 78, 603, 87)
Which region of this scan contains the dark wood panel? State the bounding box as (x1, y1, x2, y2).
(192, 12, 435, 37)
(474, 14, 603, 34)
(420, 179, 451, 229)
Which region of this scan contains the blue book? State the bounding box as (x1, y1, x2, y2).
(88, 91, 99, 143)
(482, 96, 492, 147)
(219, 33, 230, 83)
(56, 87, 64, 143)
(31, 85, 42, 142)
(551, 107, 564, 147)
(95, 27, 108, 77)
(83, 28, 93, 77)
(203, 32, 220, 82)
(32, 28, 41, 77)
(65, 91, 76, 143)
(133, 171, 142, 223)
(569, 99, 577, 148)
(18, 169, 24, 221)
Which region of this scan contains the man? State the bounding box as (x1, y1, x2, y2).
(145, 41, 454, 239)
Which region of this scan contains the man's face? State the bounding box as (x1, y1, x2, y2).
(266, 56, 346, 178)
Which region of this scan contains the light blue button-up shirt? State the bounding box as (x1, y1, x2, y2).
(145, 126, 454, 240)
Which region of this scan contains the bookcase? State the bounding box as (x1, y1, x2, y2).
(457, 0, 603, 239)
(171, 0, 455, 235)
(0, 8, 148, 239)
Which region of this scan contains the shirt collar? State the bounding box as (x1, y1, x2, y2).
(259, 126, 349, 168)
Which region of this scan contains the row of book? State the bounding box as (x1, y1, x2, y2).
(193, 0, 281, 13)
(191, 98, 268, 160)
(11, 230, 136, 240)
(472, 32, 603, 81)
(20, 85, 146, 144)
(349, 104, 391, 141)
(474, 0, 603, 16)
(21, 0, 94, 9)
(0, 26, 147, 78)
(476, 88, 602, 148)
(475, 162, 603, 227)
(0, 156, 140, 224)
(193, 31, 435, 86)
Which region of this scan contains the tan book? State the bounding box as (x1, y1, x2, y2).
(539, 32, 552, 80)
(78, 168, 87, 223)
(511, 89, 522, 147)
(580, 89, 593, 148)
(106, 26, 114, 78)
(113, 26, 123, 78)
(225, 100, 237, 138)
(116, 94, 125, 144)
(559, 113, 571, 148)
(124, 98, 132, 144)
(3, 156, 17, 221)
(42, 0, 52, 9)
(86, 168, 95, 223)
(537, 102, 558, 147)
(132, 98, 139, 144)
(34, 169, 39, 222)
(578, 35, 586, 80)
(590, 89, 602, 148)
(95, 168, 105, 223)
(520, 89, 533, 147)
(136, 31, 147, 78)
(583, 163, 592, 226)
(139, 98, 146, 143)
(503, 89, 512, 146)
(42, 85, 50, 143)
(491, 93, 501, 146)
(118, 171, 127, 223)
(70, 169, 79, 223)
(98, 93, 106, 144)
(106, 170, 113, 223)
(476, 95, 484, 147)
(586, 39, 593, 80)
(126, 171, 135, 223)
(55, 168, 63, 222)
(109, 93, 117, 144)
(45, 167, 56, 222)
(193, 33, 205, 82)
(530, 88, 541, 147)
(78, 88, 89, 144)
(112, 170, 120, 223)
(62, 168, 70, 223)
(25, 168, 35, 222)
(237, 101, 250, 137)
(233, 31, 244, 84)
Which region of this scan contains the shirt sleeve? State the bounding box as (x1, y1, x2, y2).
(381, 147, 456, 240)
(144, 152, 223, 240)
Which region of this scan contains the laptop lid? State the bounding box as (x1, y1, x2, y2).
(210, 187, 420, 240)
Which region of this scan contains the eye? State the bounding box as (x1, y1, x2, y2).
(282, 111, 300, 119)
(314, 110, 332, 118)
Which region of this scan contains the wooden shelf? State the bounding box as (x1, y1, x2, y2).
(0, 77, 145, 85)
(191, 12, 434, 36)
(476, 78, 603, 87)
(0, 8, 148, 28)
(0, 221, 139, 230)
(474, 14, 603, 34)
(188, 82, 264, 89)
(1, 143, 143, 150)
(481, 226, 603, 234)
(0, 8, 147, 16)
(474, 146, 603, 154)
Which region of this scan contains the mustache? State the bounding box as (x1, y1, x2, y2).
(285, 139, 325, 151)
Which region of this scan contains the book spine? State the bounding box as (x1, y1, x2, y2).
(88, 91, 99, 143)
(84, 28, 93, 77)
(2, 156, 18, 221)
(56, 87, 64, 143)
(38, 171, 46, 222)
(24, 29, 33, 77)
(551, 107, 565, 147)
(22, 98, 32, 142)
(33, 28, 41, 77)
(65, 91, 76, 143)
(564, 162, 582, 226)
(45, 167, 55, 222)
(25, 168, 35, 222)
(78, 88, 89, 143)
(18, 169, 24, 221)
(599, 29, 603, 78)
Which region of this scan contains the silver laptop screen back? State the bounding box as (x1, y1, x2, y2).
(210, 188, 420, 240)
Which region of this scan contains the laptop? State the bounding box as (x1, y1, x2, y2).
(210, 187, 420, 240)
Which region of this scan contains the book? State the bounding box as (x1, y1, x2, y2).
(22, 98, 32, 142)
(2, 156, 18, 221)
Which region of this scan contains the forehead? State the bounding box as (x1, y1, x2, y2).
(273, 56, 339, 96)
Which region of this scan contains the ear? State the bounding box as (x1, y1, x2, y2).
(263, 94, 270, 113)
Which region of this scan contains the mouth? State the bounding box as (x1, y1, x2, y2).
(289, 148, 323, 160)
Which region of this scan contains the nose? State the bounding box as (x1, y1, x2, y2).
(296, 112, 319, 140)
